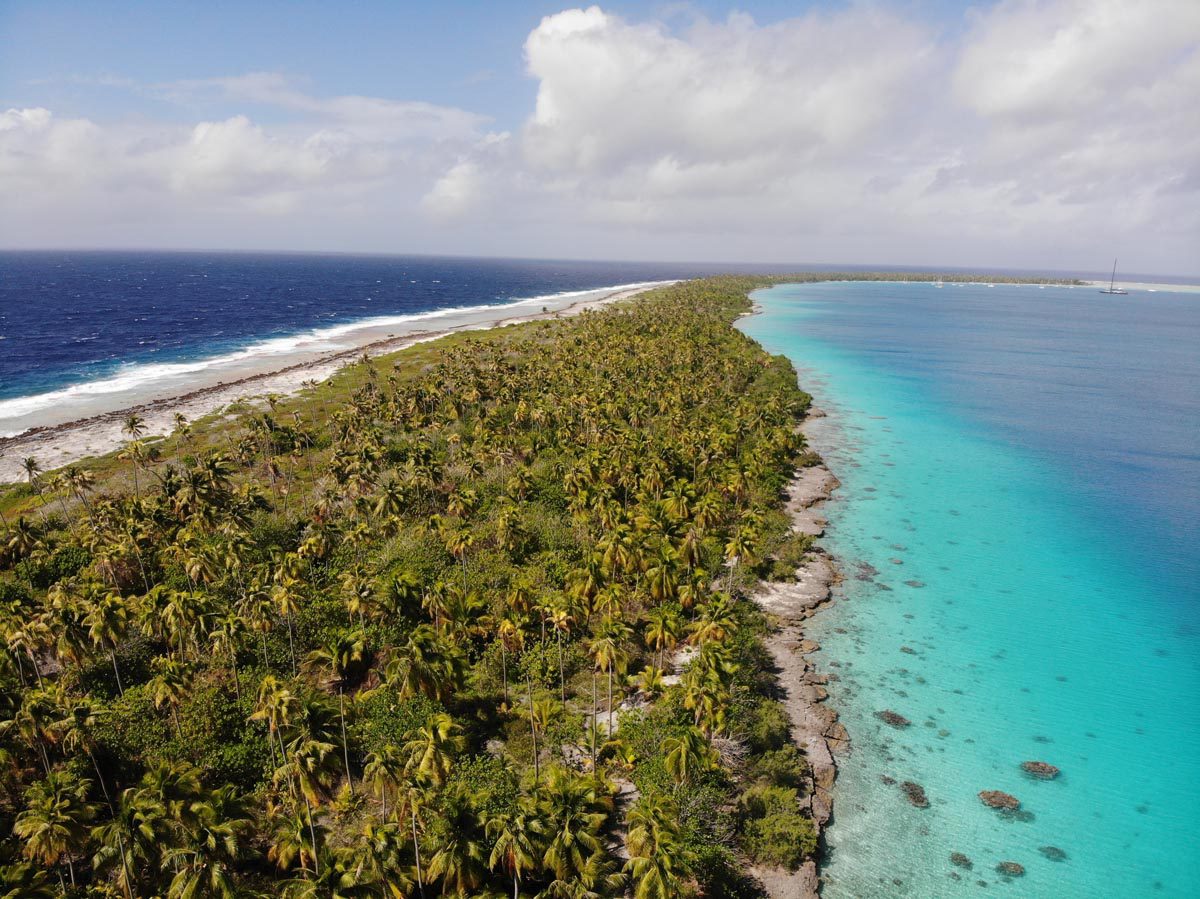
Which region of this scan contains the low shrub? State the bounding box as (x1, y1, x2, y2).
(738, 783, 817, 868)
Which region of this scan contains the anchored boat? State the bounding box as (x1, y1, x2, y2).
(1099, 258, 1129, 295)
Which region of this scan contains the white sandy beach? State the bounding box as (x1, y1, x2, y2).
(0, 282, 671, 483)
(1082, 279, 1200, 294)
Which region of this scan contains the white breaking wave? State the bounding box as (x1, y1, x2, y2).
(0, 281, 670, 431)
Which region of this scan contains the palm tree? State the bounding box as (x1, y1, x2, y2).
(85, 591, 130, 696)
(150, 656, 192, 739)
(623, 795, 693, 899)
(723, 525, 756, 591)
(57, 693, 115, 811)
(272, 576, 303, 676)
(549, 598, 575, 703)
(385, 624, 463, 703)
(267, 801, 322, 877)
(21, 456, 48, 519)
(281, 846, 380, 898)
(662, 727, 718, 784)
(2, 685, 60, 772)
(14, 769, 98, 888)
(209, 611, 248, 701)
(397, 778, 434, 899)
(424, 785, 488, 897)
(303, 633, 365, 790)
(487, 802, 543, 899)
(0, 859, 55, 899)
(402, 712, 464, 786)
(164, 785, 253, 899)
(589, 617, 632, 734)
(495, 613, 524, 708)
(362, 744, 406, 819)
(251, 675, 299, 771)
(643, 605, 682, 669)
(536, 767, 611, 885)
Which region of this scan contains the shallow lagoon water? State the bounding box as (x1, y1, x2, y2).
(741, 282, 1200, 897)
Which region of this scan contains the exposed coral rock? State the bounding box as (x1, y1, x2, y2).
(748, 420, 840, 899)
(1021, 761, 1061, 780)
(875, 710, 912, 728)
(901, 781, 929, 808)
(979, 790, 1021, 810)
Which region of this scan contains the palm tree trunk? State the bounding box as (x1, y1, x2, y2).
(500, 643, 508, 707)
(89, 748, 113, 812)
(111, 649, 125, 696)
(527, 672, 539, 783)
(339, 687, 353, 794)
(303, 792, 321, 876)
(558, 631, 565, 703)
(412, 805, 426, 899)
(230, 651, 241, 701)
(591, 671, 598, 771)
(115, 829, 134, 899)
(286, 615, 297, 675)
(37, 738, 51, 774)
(607, 667, 614, 732)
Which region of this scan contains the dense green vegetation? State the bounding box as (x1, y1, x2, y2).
(0, 276, 832, 898)
(0, 271, 1080, 897)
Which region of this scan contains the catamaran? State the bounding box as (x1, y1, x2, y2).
(1099, 258, 1129, 295)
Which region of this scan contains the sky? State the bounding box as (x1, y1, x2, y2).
(1, 0, 1197, 274)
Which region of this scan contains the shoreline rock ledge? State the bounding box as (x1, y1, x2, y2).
(750, 413, 843, 899)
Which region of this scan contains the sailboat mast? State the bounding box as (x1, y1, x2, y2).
(1110, 258, 1118, 292)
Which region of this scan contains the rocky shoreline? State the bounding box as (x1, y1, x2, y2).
(752, 409, 844, 899)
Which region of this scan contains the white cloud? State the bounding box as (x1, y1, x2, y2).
(1, 3, 1197, 272)
(0, 77, 490, 246)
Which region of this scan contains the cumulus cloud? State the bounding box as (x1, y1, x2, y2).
(0, 76, 490, 246)
(1, 2, 1197, 271)
(458, 1, 1197, 269)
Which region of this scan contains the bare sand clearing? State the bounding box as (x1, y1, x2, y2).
(0, 282, 669, 482)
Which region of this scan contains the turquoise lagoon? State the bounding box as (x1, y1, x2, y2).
(740, 282, 1200, 897)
